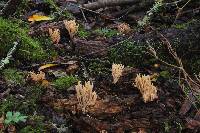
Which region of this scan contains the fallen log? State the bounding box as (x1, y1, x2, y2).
(83, 0, 142, 10)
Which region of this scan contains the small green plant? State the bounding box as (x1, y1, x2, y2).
(2, 68, 25, 86)
(78, 27, 90, 38)
(94, 28, 119, 37)
(0, 17, 49, 63)
(138, 0, 163, 26)
(53, 75, 78, 90)
(4, 111, 27, 125)
(19, 114, 46, 133)
(164, 121, 171, 132)
(88, 61, 110, 76)
(0, 85, 43, 115)
(109, 40, 147, 67)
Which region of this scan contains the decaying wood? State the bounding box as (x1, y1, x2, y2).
(83, 0, 141, 10)
(74, 38, 110, 57)
(29, 21, 64, 36)
(0, 0, 23, 17)
(73, 116, 151, 132)
(179, 93, 196, 115)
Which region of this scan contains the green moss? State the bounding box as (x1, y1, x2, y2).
(78, 27, 90, 38)
(88, 61, 110, 76)
(0, 17, 56, 64)
(19, 115, 46, 133)
(2, 68, 25, 86)
(108, 40, 147, 66)
(0, 85, 43, 115)
(172, 20, 195, 30)
(172, 23, 188, 30)
(0, 18, 46, 61)
(53, 75, 78, 90)
(94, 28, 119, 38)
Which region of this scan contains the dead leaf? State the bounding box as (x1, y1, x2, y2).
(28, 14, 53, 22)
(38, 63, 59, 71)
(66, 62, 79, 74)
(179, 93, 196, 115)
(186, 117, 200, 129)
(194, 110, 200, 120)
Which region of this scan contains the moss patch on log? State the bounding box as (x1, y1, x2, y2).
(0, 17, 56, 65)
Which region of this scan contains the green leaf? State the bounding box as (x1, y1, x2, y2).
(13, 112, 21, 123)
(4, 119, 12, 124)
(160, 71, 170, 78)
(6, 111, 13, 119)
(18, 116, 28, 122)
(14, 112, 21, 117)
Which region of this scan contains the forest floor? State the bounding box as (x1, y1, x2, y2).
(0, 0, 200, 133)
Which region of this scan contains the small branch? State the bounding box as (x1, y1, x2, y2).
(173, 0, 193, 24)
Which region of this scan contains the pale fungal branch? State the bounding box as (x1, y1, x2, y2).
(75, 81, 97, 113)
(63, 20, 79, 38)
(134, 74, 158, 103)
(49, 28, 60, 44)
(112, 63, 124, 84)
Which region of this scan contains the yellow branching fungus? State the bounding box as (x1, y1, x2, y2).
(112, 63, 124, 84)
(75, 81, 97, 113)
(49, 28, 60, 44)
(63, 20, 79, 38)
(134, 74, 158, 102)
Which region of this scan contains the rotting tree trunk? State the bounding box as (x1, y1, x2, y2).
(83, 0, 142, 10)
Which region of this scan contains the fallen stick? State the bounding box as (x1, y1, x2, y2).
(83, 0, 141, 10)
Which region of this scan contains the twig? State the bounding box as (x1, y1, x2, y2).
(147, 27, 200, 114)
(173, 0, 193, 24)
(148, 26, 200, 95)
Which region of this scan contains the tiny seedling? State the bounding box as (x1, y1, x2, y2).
(4, 112, 28, 125)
